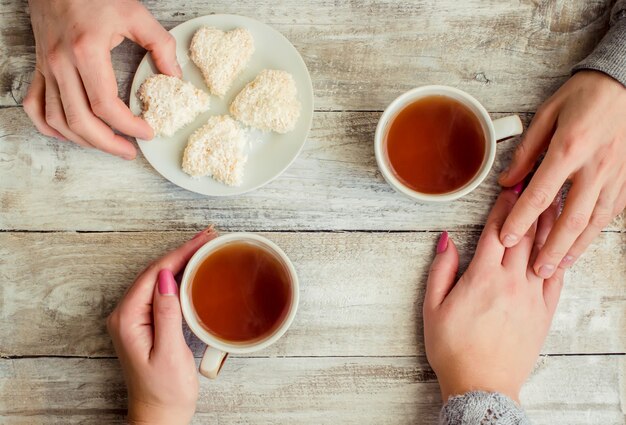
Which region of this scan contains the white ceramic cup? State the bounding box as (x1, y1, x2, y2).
(180, 233, 299, 379)
(374, 85, 523, 202)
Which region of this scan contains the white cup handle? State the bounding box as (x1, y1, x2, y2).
(199, 346, 228, 379)
(492, 115, 523, 141)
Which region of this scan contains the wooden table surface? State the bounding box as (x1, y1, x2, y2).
(1, 1, 625, 424)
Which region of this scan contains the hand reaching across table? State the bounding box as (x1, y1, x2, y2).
(25, 0, 182, 159)
(499, 1, 626, 279)
(499, 71, 626, 279)
(424, 186, 563, 423)
(107, 227, 217, 425)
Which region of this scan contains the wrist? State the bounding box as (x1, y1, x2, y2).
(440, 381, 520, 405)
(128, 399, 194, 425)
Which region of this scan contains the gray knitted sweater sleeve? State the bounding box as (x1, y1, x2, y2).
(573, 1, 626, 86)
(439, 392, 531, 425)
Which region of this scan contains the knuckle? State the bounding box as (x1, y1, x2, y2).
(526, 187, 551, 211)
(557, 133, 584, 160)
(163, 33, 177, 49)
(564, 212, 589, 232)
(45, 109, 64, 130)
(143, 261, 160, 276)
(545, 248, 565, 261)
(44, 46, 63, 69)
(513, 141, 527, 162)
(115, 307, 133, 332)
(71, 34, 95, 61)
(106, 310, 119, 333)
(535, 101, 552, 117)
(155, 302, 180, 319)
(589, 210, 612, 229)
(22, 92, 39, 115)
(64, 107, 85, 133)
(595, 149, 613, 175)
(90, 96, 115, 118)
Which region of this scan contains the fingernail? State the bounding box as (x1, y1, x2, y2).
(158, 269, 178, 296)
(537, 264, 555, 279)
(512, 182, 524, 195)
(143, 127, 155, 140)
(502, 234, 518, 247)
(175, 63, 183, 78)
(436, 231, 449, 254)
(560, 255, 575, 268)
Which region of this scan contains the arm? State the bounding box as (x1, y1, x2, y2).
(573, 1, 626, 85)
(424, 187, 563, 425)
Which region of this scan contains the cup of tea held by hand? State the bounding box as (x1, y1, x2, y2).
(374, 85, 523, 202)
(180, 233, 299, 378)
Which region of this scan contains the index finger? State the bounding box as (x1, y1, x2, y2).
(121, 227, 217, 308)
(500, 139, 573, 248)
(73, 44, 153, 139)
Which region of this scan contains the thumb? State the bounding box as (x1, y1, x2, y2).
(498, 105, 557, 187)
(126, 6, 183, 78)
(152, 268, 186, 356)
(424, 232, 459, 311)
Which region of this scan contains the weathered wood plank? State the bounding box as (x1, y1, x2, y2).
(0, 0, 613, 111)
(0, 356, 623, 424)
(1, 109, 623, 232)
(0, 231, 623, 357)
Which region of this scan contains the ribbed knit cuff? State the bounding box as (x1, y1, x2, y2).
(572, 16, 626, 86)
(440, 392, 531, 425)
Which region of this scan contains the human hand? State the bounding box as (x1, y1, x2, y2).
(25, 0, 182, 159)
(423, 186, 563, 403)
(498, 71, 626, 278)
(107, 227, 217, 425)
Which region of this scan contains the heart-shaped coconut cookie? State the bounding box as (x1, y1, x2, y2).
(230, 69, 301, 134)
(138, 74, 210, 137)
(190, 27, 255, 98)
(182, 115, 248, 187)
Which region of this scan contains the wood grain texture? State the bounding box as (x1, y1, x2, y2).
(2, 109, 624, 232)
(0, 231, 623, 358)
(0, 356, 623, 424)
(0, 0, 613, 111)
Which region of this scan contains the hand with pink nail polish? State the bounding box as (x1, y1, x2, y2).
(424, 189, 563, 406)
(25, 0, 183, 159)
(107, 228, 217, 425)
(498, 71, 626, 278)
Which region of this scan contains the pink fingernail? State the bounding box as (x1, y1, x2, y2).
(158, 269, 178, 296)
(436, 231, 449, 254)
(537, 264, 555, 279)
(512, 182, 523, 195)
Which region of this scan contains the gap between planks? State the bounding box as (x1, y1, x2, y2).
(3, 353, 625, 360)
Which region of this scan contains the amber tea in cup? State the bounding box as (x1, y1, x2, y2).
(384, 95, 486, 194)
(375, 85, 523, 202)
(190, 241, 292, 344)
